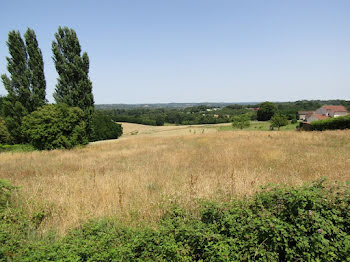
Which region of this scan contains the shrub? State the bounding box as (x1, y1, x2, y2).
(90, 111, 123, 142)
(311, 115, 350, 131)
(3, 180, 350, 261)
(0, 180, 31, 261)
(232, 114, 250, 129)
(22, 104, 88, 150)
(0, 179, 16, 211)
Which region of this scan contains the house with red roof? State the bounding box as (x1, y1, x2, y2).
(298, 111, 314, 121)
(315, 105, 348, 117)
(306, 114, 330, 123)
(301, 105, 348, 123)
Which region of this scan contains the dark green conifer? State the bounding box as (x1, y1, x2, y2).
(1, 31, 30, 143)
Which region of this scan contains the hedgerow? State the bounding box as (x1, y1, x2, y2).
(311, 115, 350, 131)
(1, 179, 350, 261)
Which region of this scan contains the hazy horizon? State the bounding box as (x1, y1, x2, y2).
(1, 0, 349, 104)
(95, 99, 348, 106)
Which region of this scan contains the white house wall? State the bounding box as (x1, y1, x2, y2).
(334, 112, 347, 117)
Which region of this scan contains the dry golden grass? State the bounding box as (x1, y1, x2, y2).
(120, 122, 225, 137)
(1, 125, 350, 234)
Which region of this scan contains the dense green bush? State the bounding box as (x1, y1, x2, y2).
(22, 104, 88, 150)
(232, 114, 250, 129)
(90, 111, 123, 142)
(311, 115, 350, 131)
(2, 179, 349, 261)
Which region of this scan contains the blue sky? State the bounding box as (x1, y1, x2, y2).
(0, 0, 349, 104)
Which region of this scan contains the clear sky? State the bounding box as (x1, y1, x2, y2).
(0, 0, 349, 104)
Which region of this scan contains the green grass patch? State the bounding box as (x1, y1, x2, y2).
(219, 121, 298, 131)
(0, 144, 35, 153)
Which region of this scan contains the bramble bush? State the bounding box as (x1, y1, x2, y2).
(1, 179, 350, 261)
(22, 104, 88, 150)
(311, 115, 350, 131)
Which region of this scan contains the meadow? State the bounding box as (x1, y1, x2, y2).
(1, 122, 349, 235)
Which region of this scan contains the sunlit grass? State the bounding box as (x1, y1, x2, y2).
(0, 124, 349, 234)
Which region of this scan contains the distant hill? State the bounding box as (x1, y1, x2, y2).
(95, 102, 258, 110)
(96, 100, 350, 111)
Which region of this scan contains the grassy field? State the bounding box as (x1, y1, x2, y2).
(218, 120, 299, 131)
(120, 122, 225, 137)
(1, 123, 350, 234)
(120, 121, 298, 137)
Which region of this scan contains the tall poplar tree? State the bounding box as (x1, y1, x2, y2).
(1, 29, 46, 143)
(52, 26, 94, 137)
(25, 28, 47, 111)
(1, 31, 30, 143)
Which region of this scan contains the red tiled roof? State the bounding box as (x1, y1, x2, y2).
(310, 114, 329, 120)
(322, 105, 347, 112)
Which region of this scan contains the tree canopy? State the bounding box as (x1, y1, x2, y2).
(24, 28, 47, 111)
(52, 26, 94, 137)
(257, 102, 278, 121)
(1, 29, 46, 143)
(270, 114, 289, 130)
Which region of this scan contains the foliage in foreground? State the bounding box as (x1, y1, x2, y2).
(310, 115, 350, 131)
(22, 104, 88, 150)
(1, 179, 349, 261)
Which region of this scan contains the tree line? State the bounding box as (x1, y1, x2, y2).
(99, 100, 350, 127)
(0, 27, 122, 149)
